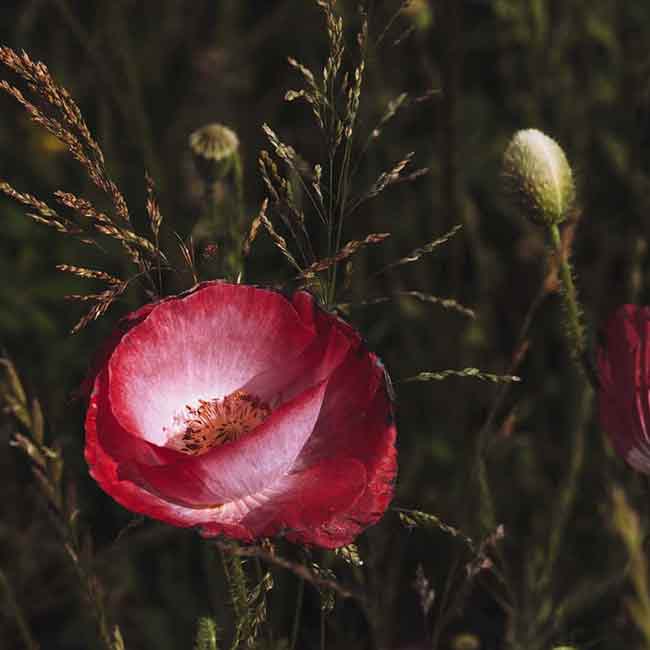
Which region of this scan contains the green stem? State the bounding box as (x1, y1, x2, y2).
(253, 557, 273, 647)
(475, 449, 497, 533)
(289, 578, 305, 650)
(326, 153, 335, 303)
(204, 188, 222, 276)
(155, 229, 162, 295)
(65, 526, 115, 650)
(202, 160, 246, 283)
(548, 224, 586, 367)
(232, 155, 246, 283)
(320, 607, 326, 650)
(536, 386, 591, 599)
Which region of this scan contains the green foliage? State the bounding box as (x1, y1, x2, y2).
(194, 617, 219, 650)
(334, 544, 363, 568)
(221, 553, 273, 650)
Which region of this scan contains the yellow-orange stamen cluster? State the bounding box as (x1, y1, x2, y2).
(166, 390, 271, 456)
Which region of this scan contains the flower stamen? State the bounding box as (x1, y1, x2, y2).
(165, 390, 271, 455)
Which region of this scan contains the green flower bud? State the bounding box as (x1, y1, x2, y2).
(403, 0, 433, 31)
(502, 129, 575, 226)
(189, 123, 240, 187)
(451, 633, 480, 650)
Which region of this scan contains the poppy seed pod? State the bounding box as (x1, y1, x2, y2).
(84, 282, 397, 548)
(189, 123, 240, 187)
(502, 129, 575, 226)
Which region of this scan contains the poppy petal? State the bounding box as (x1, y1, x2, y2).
(131, 380, 328, 507)
(108, 283, 316, 445)
(200, 457, 367, 544)
(599, 304, 650, 472)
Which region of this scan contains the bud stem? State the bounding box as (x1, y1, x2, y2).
(548, 223, 587, 368)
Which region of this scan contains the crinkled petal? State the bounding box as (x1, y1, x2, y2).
(85, 370, 223, 529)
(197, 458, 367, 542)
(288, 390, 397, 548)
(108, 282, 316, 445)
(90, 368, 181, 467)
(295, 340, 387, 469)
(296, 391, 397, 546)
(243, 291, 356, 404)
(88, 370, 346, 541)
(78, 301, 158, 399)
(130, 381, 328, 507)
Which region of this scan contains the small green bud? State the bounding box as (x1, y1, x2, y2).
(451, 633, 481, 650)
(502, 129, 575, 226)
(403, 0, 433, 31)
(189, 123, 240, 187)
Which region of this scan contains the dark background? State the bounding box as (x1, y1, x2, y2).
(2, 1, 650, 649)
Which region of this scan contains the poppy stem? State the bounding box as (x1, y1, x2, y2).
(289, 577, 305, 650)
(548, 223, 590, 379)
(536, 385, 591, 596)
(253, 557, 274, 646)
(320, 607, 327, 650)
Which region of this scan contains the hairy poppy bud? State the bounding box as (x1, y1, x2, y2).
(502, 129, 575, 226)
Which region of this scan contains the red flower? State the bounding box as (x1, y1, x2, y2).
(85, 281, 397, 547)
(598, 304, 650, 473)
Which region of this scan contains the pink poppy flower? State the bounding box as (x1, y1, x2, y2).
(598, 304, 650, 473)
(84, 281, 397, 547)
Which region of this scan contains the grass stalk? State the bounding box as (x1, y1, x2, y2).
(0, 567, 39, 650)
